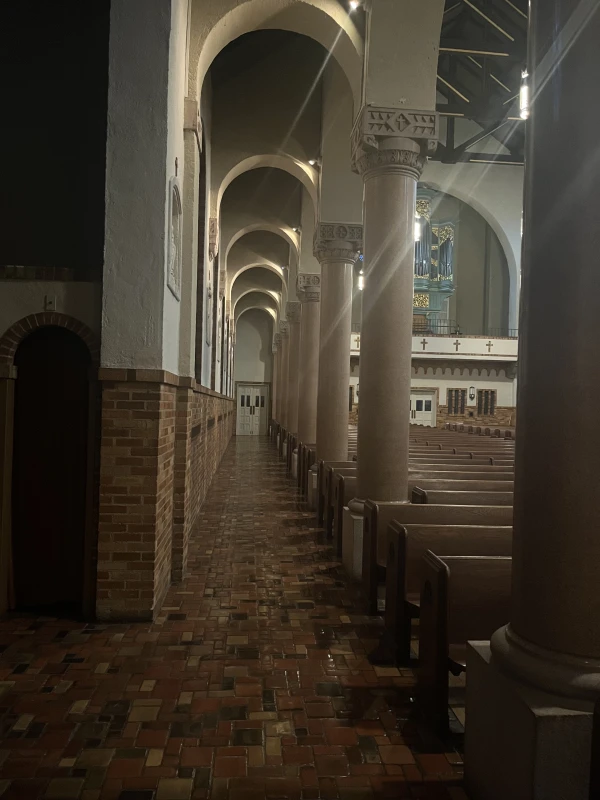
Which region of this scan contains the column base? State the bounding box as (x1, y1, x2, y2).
(465, 642, 593, 800)
(342, 506, 364, 580)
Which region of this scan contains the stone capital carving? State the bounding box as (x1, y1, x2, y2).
(314, 222, 363, 266)
(286, 301, 302, 323)
(273, 332, 282, 351)
(208, 217, 219, 261)
(184, 98, 203, 150)
(279, 320, 289, 339)
(297, 273, 321, 303)
(351, 106, 439, 179)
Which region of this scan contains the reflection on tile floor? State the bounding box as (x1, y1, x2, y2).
(0, 438, 465, 799)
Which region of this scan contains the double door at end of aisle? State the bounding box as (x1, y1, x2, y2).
(236, 384, 269, 435)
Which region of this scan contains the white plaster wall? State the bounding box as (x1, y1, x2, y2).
(233, 309, 273, 383)
(411, 368, 515, 407)
(102, 0, 172, 370)
(422, 161, 524, 330)
(0, 283, 102, 340)
(200, 83, 215, 389)
(319, 60, 363, 222)
(364, 0, 444, 109)
(163, 0, 190, 374)
(298, 189, 321, 275)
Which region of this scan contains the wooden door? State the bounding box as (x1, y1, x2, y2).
(410, 393, 435, 427)
(237, 385, 252, 435)
(12, 327, 91, 613)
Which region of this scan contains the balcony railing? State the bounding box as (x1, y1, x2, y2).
(351, 320, 518, 338)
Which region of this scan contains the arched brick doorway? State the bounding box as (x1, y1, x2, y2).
(0, 314, 99, 617)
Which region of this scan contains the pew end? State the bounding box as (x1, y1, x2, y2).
(417, 552, 512, 737)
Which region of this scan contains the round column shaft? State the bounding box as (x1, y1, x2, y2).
(297, 275, 321, 444)
(353, 136, 430, 502)
(279, 323, 290, 431)
(286, 302, 302, 435)
(491, 1, 600, 700)
(314, 224, 363, 462)
(271, 336, 280, 423)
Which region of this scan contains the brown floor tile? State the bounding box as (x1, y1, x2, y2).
(0, 438, 463, 800)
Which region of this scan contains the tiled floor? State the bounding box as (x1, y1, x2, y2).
(0, 438, 465, 799)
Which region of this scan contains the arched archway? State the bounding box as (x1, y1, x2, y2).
(190, 0, 363, 111)
(11, 326, 95, 615)
(0, 314, 99, 617)
(217, 154, 318, 219)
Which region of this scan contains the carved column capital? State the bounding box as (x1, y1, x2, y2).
(279, 320, 289, 339)
(297, 273, 321, 303)
(273, 333, 282, 352)
(208, 217, 219, 261)
(351, 106, 439, 180)
(286, 301, 302, 323)
(314, 222, 363, 265)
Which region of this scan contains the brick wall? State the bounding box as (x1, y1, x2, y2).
(97, 370, 233, 621)
(172, 383, 234, 583)
(436, 406, 516, 429)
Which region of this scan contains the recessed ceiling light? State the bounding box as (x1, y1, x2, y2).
(308, 159, 316, 166)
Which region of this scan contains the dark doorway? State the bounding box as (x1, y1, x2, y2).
(12, 327, 91, 614)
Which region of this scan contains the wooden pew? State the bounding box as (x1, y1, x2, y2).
(417, 551, 512, 736)
(317, 460, 356, 525)
(385, 521, 512, 664)
(333, 477, 514, 560)
(409, 470, 513, 481)
(301, 445, 316, 496)
(325, 467, 357, 537)
(362, 501, 513, 614)
(412, 488, 514, 506)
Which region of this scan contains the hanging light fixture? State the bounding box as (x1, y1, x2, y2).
(520, 69, 530, 120)
(358, 269, 364, 291)
(349, 0, 360, 10)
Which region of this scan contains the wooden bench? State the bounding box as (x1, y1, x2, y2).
(333, 473, 357, 556)
(417, 551, 512, 735)
(412, 488, 514, 506)
(362, 500, 513, 614)
(332, 477, 514, 560)
(384, 521, 512, 664)
(325, 467, 357, 537)
(317, 460, 356, 525)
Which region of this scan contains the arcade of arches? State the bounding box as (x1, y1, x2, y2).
(0, 1, 599, 798)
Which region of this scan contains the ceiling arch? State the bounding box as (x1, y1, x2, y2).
(225, 223, 299, 265)
(217, 155, 318, 220)
(237, 305, 278, 324)
(234, 287, 281, 315)
(190, 0, 363, 110)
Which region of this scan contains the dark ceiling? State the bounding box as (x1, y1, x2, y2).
(435, 0, 529, 164)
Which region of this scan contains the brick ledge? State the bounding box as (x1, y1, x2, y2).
(98, 368, 233, 400)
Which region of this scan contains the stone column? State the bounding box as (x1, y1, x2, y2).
(314, 224, 362, 462)
(297, 275, 321, 445)
(279, 322, 290, 432)
(351, 108, 438, 502)
(286, 302, 302, 435)
(271, 334, 281, 424)
(466, 5, 600, 797)
(492, 4, 600, 696)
